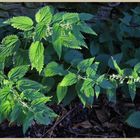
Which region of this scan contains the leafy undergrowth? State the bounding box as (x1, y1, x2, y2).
(1, 93, 140, 138)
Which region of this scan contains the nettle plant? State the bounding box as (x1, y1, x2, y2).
(0, 5, 140, 134)
(0, 6, 99, 133)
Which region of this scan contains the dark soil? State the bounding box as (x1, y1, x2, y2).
(1, 94, 140, 138)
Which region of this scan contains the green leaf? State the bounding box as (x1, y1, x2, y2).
(0, 35, 20, 60)
(128, 81, 136, 101)
(79, 22, 97, 36)
(80, 79, 94, 104)
(34, 22, 47, 41)
(34, 111, 51, 125)
(81, 78, 93, 92)
(13, 49, 30, 66)
(126, 59, 139, 67)
(84, 86, 94, 105)
(86, 62, 99, 78)
(44, 61, 66, 77)
(76, 80, 86, 107)
(106, 88, 116, 103)
(77, 58, 95, 72)
(111, 57, 124, 75)
(0, 86, 11, 100)
(53, 39, 62, 59)
(99, 79, 114, 89)
(8, 65, 29, 81)
(10, 103, 22, 122)
(95, 85, 100, 99)
(90, 41, 99, 56)
(126, 111, 140, 129)
(72, 25, 87, 48)
(86, 67, 96, 78)
(64, 50, 83, 65)
(62, 32, 81, 49)
(23, 112, 34, 134)
(31, 96, 51, 106)
(35, 6, 53, 24)
(108, 53, 123, 70)
(16, 79, 44, 92)
(22, 89, 45, 101)
(76, 80, 94, 107)
(0, 100, 12, 118)
(63, 13, 80, 24)
(29, 41, 44, 73)
(4, 16, 33, 31)
(134, 63, 140, 73)
(52, 12, 64, 23)
(79, 13, 94, 21)
(52, 24, 63, 58)
(60, 72, 77, 87)
(56, 84, 68, 104)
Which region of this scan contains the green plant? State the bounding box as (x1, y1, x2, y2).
(0, 6, 97, 134)
(1, 4, 140, 134)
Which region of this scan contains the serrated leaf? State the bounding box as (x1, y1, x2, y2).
(0, 35, 20, 60)
(86, 67, 96, 78)
(80, 22, 97, 36)
(35, 6, 53, 24)
(44, 61, 66, 77)
(77, 58, 95, 72)
(56, 84, 67, 104)
(52, 12, 64, 23)
(60, 72, 77, 87)
(0, 86, 11, 100)
(53, 39, 62, 59)
(16, 78, 44, 92)
(80, 78, 94, 103)
(4, 16, 33, 31)
(63, 13, 80, 24)
(0, 100, 12, 118)
(8, 65, 29, 81)
(81, 78, 93, 92)
(23, 112, 34, 134)
(52, 24, 63, 58)
(126, 111, 140, 129)
(29, 41, 44, 73)
(34, 22, 47, 41)
(31, 96, 51, 106)
(72, 26, 87, 48)
(84, 86, 94, 105)
(76, 80, 86, 107)
(22, 89, 45, 101)
(62, 32, 81, 49)
(76, 80, 94, 107)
